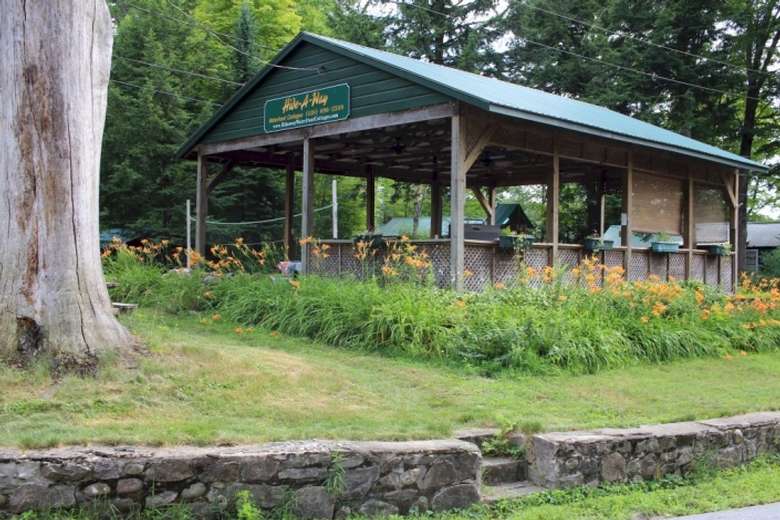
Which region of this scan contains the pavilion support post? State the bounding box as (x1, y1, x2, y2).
(733, 169, 740, 290)
(546, 144, 560, 265)
(431, 168, 442, 238)
(450, 112, 467, 291)
(284, 159, 295, 259)
(623, 153, 634, 276)
(686, 173, 695, 280)
(366, 167, 375, 232)
(301, 137, 315, 274)
(488, 186, 497, 226)
(195, 153, 209, 257)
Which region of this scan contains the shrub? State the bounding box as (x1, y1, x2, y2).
(105, 244, 780, 376)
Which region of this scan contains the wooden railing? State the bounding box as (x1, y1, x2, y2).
(307, 239, 734, 292)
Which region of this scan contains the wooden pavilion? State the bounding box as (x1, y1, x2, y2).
(177, 32, 768, 291)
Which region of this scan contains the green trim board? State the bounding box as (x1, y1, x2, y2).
(176, 32, 767, 174)
(263, 83, 350, 133)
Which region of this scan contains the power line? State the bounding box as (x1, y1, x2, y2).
(118, 1, 276, 52)
(514, 2, 774, 78)
(389, 0, 763, 102)
(110, 79, 224, 107)
(207, 205, 333, 226)
(163, 0, 321, 73)
(518, 36, 763, 101)
(115, 56, 243, 86)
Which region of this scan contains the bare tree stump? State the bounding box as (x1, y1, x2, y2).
(1, 0, 135, 374)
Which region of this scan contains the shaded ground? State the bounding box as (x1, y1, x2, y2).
(1, 309, 780, 447)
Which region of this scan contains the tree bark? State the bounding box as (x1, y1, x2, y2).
(1, 0, 135, 373)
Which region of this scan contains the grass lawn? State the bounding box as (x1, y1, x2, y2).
(2, 308, 780, 448)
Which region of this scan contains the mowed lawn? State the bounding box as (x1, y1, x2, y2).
(2, 309, 780, 447)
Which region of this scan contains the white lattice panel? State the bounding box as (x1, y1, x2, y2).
(668, 253, 686, 281)
(705, 256, 719, 287)
(421, 243, 450, 288)
(692, 254, 705, 282)
(525, 247, 550, 288)
(494, 250, 520, 287)
(629, 251, 649, 281)
(605, 250, 624, 269)
(340, 243, 363, 279)
(464, 245, 492, 292)
(720, 256, 733, 293)
(649, 253, 668, 280)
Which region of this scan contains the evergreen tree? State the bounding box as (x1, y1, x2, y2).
(233, 1, 259, 83)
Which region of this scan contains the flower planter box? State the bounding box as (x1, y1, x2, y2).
(703, 244, 731, 256)
(651, 241, 680, 253)
(584, 238, 614, 252)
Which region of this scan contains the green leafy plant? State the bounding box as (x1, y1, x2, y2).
(106, 246, 780, 377)
(235, 490, 263, 520)
(481, 418, 526, 459)
(325, 452, 347, 497)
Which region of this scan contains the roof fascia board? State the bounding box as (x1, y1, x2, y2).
(488, 105, 767, 173)
(175, 33, 308, 160)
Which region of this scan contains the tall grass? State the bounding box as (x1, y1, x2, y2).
(104, 246, 780, 376)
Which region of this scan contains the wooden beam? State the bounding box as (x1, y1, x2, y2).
(195, 153, 208, 256)
(284, 159, 295, 260)
(547, 143, 560, 264)
(200, 103, 457, 156)
(366, 166, 375, 232)
(451, 110, 467, 291)
(206, 160, 235, 193)
(217, 150, 349, 175)
(301, 137, 315, 274)
(471, 187, 494, 221)
(722, 171, 737, 208)
(463, 125, 496, 173)
(623, 152, 634, 274)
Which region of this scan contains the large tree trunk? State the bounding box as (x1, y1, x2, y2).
(0, 0, 135, 374)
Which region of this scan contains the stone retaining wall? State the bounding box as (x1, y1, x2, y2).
(527, 412, 780, 488)
(0, 440, 480, 517)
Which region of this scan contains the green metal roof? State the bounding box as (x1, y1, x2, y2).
(494, 203, 534, 229)
(178, 32, 767, 173)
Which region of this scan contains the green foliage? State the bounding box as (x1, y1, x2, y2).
(235, 490, 264, 520)
(103, 250, 209, 313)
(325, 453, 347, 497)
(106, 253, 780, 376)
(761, 248, 780, 277)
(480, 419, 525, 459)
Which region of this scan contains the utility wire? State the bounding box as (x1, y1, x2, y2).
(115, 56, 243, 86)
(390, 0, 764, 102)
(118, 1, 276, 52)
(119, 1, 319, 72)
(110, 79, 224, 107)
(163, 0, 321, 72)
(518, 37, 763, 101)
(513, 1, 775, 78)
(207, 205, 333, 226)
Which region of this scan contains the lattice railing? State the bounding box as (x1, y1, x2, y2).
(307, 240, 735, 292)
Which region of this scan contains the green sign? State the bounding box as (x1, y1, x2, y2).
(264, 83, 350, 133)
